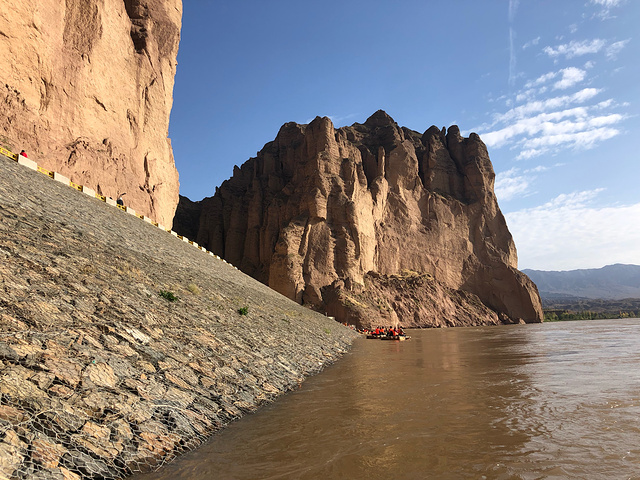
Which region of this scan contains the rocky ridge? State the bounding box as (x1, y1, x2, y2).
(524, 264, 640, 300)
(0, 0, 182, 228)
(0, 155, 358, 479)
(176, 111, 543, 328)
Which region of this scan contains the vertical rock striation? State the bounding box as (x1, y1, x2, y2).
(178, 111, 543, 326)
(0, 0, 182, 227)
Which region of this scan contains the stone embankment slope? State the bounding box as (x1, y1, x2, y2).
(0, 155, 359, 479)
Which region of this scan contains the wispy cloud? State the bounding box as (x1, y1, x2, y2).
(506, 191, 640, 270)
(524, 67, 587, 90)
(495, 165, 558, 201)
(303, 113, 359, 125)
(479, 87, 618, 151)
(522, 36, 540, 50)
(508, 0, 520, 87)
(590, 0, 626, 19)
(590, 0, 625, 6)
(478, 52, 628, 158)
(553, 67, 587, 89)
(543, 39, 607, 59)
(605, 39, 630, 59)
(495, 168, 532, 201)
(509, 28, 517, 87)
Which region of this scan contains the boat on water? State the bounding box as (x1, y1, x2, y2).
(366, 334, 408, 341)
(380, 335, 407, 341)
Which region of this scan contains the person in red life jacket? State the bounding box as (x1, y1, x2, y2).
(397, 327, 404, 336)
(19, 150, 27, 158)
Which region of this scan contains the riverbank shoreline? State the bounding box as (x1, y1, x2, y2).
(0, 155, 359, 479)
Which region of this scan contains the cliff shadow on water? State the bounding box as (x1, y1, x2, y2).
(173, 111, 543, 329)
(0, 155, 358, 479)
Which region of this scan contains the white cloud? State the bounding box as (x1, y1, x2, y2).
(522, 36, 541, 50)
(590, 0, 626, 19)
(495, 165, 552, 201)
(605, 39, 630, 59)
(590, 0, 624, 6)
(526, 165, 550, 173)
(517, 121, 622, 150)
(480, 89, 625, 159)
(524, 67, 587, 90)
(495, 168, 532, 201)
(594, 99, 613, 109)
(481, 89, 604, 147)
(525, 71, 557, 89)
(516, 149, 546, 160)
(553, 67, 587, 89)
(506, 191, 640, 270)
(515, 89, 536, 103)
(543, 39, 606, 58)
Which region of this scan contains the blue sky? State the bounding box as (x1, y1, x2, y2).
(170, 0, 639, 271)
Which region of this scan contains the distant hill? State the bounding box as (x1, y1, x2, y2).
(523, 264, 640, 300)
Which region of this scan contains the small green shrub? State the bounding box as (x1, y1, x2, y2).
(323, 327, 331, 334)
(237, 306, 249, 316)
(159, 290, 178, 302)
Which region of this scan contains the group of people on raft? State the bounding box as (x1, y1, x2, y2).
(369, 326, 405, 337)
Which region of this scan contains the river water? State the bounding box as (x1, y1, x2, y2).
(135, 319, 640, 479)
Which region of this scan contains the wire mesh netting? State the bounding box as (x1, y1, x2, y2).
(0, 155, 357, 479)
(0, 320, 352, 479)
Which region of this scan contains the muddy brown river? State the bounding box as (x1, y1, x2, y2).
(134, 319, 640, 479)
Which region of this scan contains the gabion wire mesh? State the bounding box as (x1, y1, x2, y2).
(0, 321, 352, 480)
(0, 154, 357, 479)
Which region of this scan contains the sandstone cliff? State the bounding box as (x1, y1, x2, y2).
(176, 111, 543, 327)
(0, 0, 182, 227)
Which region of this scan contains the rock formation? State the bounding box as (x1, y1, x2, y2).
(0, 0, 182, 227)
(176, 111, 543, 327)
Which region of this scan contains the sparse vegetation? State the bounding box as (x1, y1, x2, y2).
(187, 283, 201, 295)
(159, 290, 178, 302)
(544, 310, 640, 322)
(237, 306, 249, 316)
(323, 327, 331, 334)
(400, 269, 420, 278)
(543, 298, 640, 322)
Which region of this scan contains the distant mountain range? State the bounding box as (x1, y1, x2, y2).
(523, 264, 640, 301)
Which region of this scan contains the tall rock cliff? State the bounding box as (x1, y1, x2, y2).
(0, 0, 182, 227)
(177, 111, 543, 327)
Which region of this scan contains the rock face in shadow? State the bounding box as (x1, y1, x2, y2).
(176, 111, 543, 327)
(0, 0, 182, 227)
